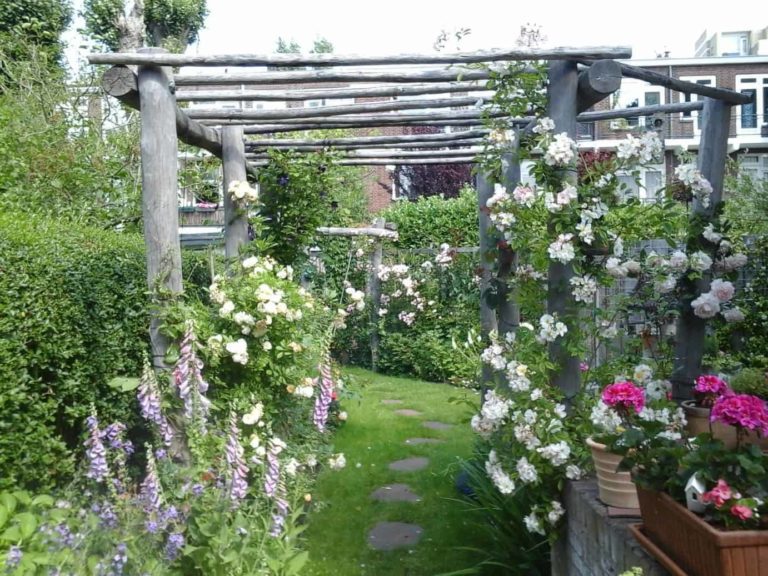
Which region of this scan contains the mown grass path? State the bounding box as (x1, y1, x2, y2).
(304, 368, 483, 576)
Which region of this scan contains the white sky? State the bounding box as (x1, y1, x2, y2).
(65, 0, 765, 68)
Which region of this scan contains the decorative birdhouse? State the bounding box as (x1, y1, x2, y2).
(685, 473, 708, 513)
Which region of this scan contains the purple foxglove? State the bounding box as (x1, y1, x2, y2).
(84, 414, 109, 483)
(138, 358, 174, 446)
(270, 483, 290, 537)
(313, 358, 334, 432)
(140, 449, 163, 512)
(225, 413, 249, 506)
(264, 440, 281, 498)
(173, 321, 211, 427)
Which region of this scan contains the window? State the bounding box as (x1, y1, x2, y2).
(739, 154, 768, 181)
(736, 75, 768, 132)
(306, 99, 325, 108)
(679, 76, 716, 133)
(721, 32, 749, 56)
(612, 79, 664, 128)
(617, 166, 665, 203)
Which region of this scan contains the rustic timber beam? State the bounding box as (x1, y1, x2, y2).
(574, 59, 752, 105)
(576, 101, 704, 122)
(245, 147, 482, 159)
(173, 68, 505, 87)
(187, 96, 489, 121)
(246, 139, 485, 152)
(88, 46, 631, 67)
(248, 157, 476, 166)
(316, 226, 399, 239)
(175, 82, 490, 102)
(576, 59, 622, 113)
(242, 129, 489, 148)
(242, 120, 487, 134)
(101, 65, 222, 156)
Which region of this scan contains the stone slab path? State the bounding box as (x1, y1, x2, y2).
(404, 437, 444, 445)
(388, 456, 429, 472)
(380, 399, 404, 405)
(370, 483, 421, 503)
(394, 408, 422, 417)
(423, 420, 454, 430)
(367, 521, 423, 551)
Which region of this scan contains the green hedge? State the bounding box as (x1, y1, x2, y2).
(0, 214, 213, 490)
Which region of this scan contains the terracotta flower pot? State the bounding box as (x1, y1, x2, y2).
(636, 486, 768, 576)
(682, 400, 768, 450)
(586, 437, 639, 509)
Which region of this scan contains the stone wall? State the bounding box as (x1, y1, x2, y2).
(551, 479, 669, 576)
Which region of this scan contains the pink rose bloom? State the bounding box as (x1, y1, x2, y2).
(731, 505, 754, 521)
(580, 362, 589, 373)
(694, 374, 729, 396)
(602, 381, 645, 414)
(711, 394, 768, 436)
(701, 479, 732, 508)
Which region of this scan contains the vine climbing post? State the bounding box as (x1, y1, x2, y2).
(497, 142, 521, 340)
(477, 172, 499, 393)
(546, 60, 581, 403)
(222, 125, 250, 258)
(137, 47, 183, 368)
(671, 97, 732, 401)
(368, 218, 385, 372)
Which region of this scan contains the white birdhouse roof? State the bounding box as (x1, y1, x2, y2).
(685, 475, 707, 493)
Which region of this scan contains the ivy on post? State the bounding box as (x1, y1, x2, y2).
(546, 60, 581, 404)
(137, 47, 183, 369)
(671, 98, 732, 401)
(221, 125, 250, 258)
(477, 172, 499, 394)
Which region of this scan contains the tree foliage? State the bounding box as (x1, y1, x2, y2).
(82, 0, 208, 52)
(0, 0, 72, 63)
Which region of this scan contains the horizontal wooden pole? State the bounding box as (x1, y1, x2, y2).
(246, 139, 486, 152)
(101, 65, 222, 156)
(187, 96, 489, 121)
(175, 82, 490, 102)
(576, 100, 704, 121)
(243, 129, 488, 147)
(88, 46, 631, 67)
(174, 67, 508, 86)
(574, 59, 751, 105)
(316, 226, 399, 239)
(242, 120, 488, 134)
(249, 157, 477, 166)
(246, 147, 482, 159)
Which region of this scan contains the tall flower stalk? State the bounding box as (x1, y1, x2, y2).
(173, 320, 211, 430)
(225, 413, 249, 507)
(313, 357, 334, 432)
(264, 438, 284, 498)
(269, 482, 289, 538)
(140, 447, 163, 513)
(138, 357, 174, 446)
(84, 411, 109, 484)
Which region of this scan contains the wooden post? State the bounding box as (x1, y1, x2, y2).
(576, 59, 622, 113)
(671, 98, 732, 401)
(368, 218, 385, 372)
(221, 125, 250, 258)
(137, 47, 183, 368)
(498, 146, 521, 339)
(547, 60, 581, 404)
(477, 173, 499, 394)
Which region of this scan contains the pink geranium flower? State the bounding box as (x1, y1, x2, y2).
(701, 479, 732, 508)
(602, 381, 645, 414)
(710, 393, 768, 437)
(694, 375, 729, 397)
(731, 505, 754, 521)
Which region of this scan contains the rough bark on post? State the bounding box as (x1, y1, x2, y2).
(368, 219, 385, 372)
(672, 98, 732, 401)
(221, 125, 250, 258)
(547, 60, 581, 403)
(498, 148, 521, 339)
(137, 48, 183, 369)
(477, 173, 499, 395)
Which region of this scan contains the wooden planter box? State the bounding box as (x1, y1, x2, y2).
(636, 487, 768, 576)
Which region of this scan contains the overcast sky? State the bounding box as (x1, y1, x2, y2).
(66, 0, 765, 69)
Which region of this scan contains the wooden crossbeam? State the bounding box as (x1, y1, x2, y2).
(577, 101, 704, 121)
(88, 46, 631, 67)
(316, 226, 399, 239)
(202, 109, 512, 126)
(245, 147, 482, 159)
(243, 129, 488, 148)
(175, 82, 490, 102)
(246, 139, 486, 152)
(242, 120, 487, 134)
(248, 157, 477, 166)
(186, 96, 489, 121)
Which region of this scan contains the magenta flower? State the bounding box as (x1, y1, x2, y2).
(694, 374, 731, 407)
(701, 479, 732, 508)
(173, 321, 211, 427)
(225, 413, 249, 506)
(711, 393, 768, 436)
(313, 357, 334, 432)
(731, 504, 754, 521)
(579, 362, 589, 373)
(601, 381, 645, 415)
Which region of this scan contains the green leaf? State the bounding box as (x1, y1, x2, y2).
(16, 513, 37, 539)
(0, 507, 6, 530)
(1, 525, 21, 543)
(107, 376, 139, 392)
(30, 495, 54, 508)
(286, 551, 309, 575)
(0, 494, 16, 515)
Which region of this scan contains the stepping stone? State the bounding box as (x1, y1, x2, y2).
(422, 421, 454, 430)
(404, 437, 444, 445)
(370, 483, 421, 502)
(394, 409, 422, 417)
(367, 521, 423, 551)
(381, 399, 403, 405)
(388, 457, 429, 472)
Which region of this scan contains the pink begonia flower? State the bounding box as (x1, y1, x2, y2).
(731, 505, 754, 521)
(601, 381, 645, 414)
(711, 394, 768, 436)
(701, 479, 732, 508)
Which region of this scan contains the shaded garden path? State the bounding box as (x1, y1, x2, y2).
(304, 368, 484, 575)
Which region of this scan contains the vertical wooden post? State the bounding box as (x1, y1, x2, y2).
(672, 98, 731, 400)
(477, 173, 499, 393)
(498, 144, 521, 339)
(221, 125, 250, 258)
(368, 218, 385, 372)
(547, 60, 581, 403)
(137, 47, 183, 369)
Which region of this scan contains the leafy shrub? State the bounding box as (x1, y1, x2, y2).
(0, 214, 212, 490)
(730, 368, 768, 399)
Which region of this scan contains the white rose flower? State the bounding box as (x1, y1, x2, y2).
(226, 338, 249, 365)
(709, 278, 735, 302)
(689, 251, 713, 272)
(691, 292, 721, 319)
(722, 308, 746, 323)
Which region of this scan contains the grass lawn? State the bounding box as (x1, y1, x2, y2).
(304, 367, 487, 576)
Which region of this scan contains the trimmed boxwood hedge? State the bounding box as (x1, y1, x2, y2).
(0, 214, 213, 490)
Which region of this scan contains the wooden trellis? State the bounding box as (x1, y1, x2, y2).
(89, 44, 751, 397)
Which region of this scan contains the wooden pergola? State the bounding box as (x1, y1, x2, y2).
(89, 45, 751, 398)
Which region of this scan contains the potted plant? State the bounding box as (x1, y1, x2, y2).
(588, 365, 685, 509)
(630, 390, 768, 576)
